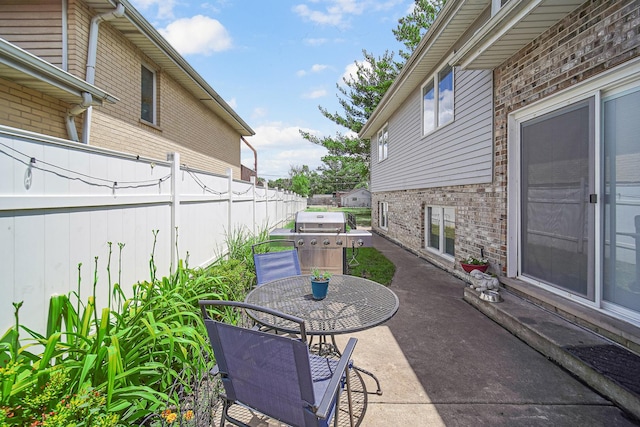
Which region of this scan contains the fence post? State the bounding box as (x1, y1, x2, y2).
(227, 168, 233, 235)
(265, 180, 269, 229)
(168, 152, 180, 275)
(251, 176, 256, 236)
(275, 188, 280, 228)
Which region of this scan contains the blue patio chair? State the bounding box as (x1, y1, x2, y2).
(252, 239, 301, 286)
(199, 300, 357, 427)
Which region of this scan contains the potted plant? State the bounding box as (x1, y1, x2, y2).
(460, 256, 489, 273)
(310, 267, 331, 300)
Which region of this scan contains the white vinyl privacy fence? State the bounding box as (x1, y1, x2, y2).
(0, 127, 306, 333)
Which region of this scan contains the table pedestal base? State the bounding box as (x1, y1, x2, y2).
(310, 334, 383, 396)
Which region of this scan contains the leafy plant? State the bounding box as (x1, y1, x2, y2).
(310, 268, 331, 281)
(462, 256, 488, 265)
(0, 227, 260, 425)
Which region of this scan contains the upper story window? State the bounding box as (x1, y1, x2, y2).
(422, 64, 454, 135)
(377, 123, 388, 161)
(141, 65, 156, 124)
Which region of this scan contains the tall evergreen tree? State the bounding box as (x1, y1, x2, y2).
(393, 0, 446, 61)
(300, 0, 445, 193)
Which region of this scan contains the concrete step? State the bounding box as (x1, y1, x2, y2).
(464, 287, 640, 421)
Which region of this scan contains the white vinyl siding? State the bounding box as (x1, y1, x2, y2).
(371, 69, 493, 192)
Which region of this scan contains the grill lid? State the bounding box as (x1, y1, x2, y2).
(295, 211, 346, 233)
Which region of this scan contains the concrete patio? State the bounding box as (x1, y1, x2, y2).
(220, 233, 640, 426)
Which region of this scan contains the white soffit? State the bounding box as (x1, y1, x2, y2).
(452, 0, 585, 69)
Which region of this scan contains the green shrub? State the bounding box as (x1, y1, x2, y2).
(0, 228, 261, 425)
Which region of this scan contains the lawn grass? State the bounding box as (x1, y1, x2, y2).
(346, 247, 396, 285)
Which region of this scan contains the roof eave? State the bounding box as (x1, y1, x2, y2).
(359, 0, 490, 139)
(0, 37, 118, 106)
(450, 0, 585, 69)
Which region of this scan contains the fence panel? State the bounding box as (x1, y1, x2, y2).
(0, 128, 305, 333)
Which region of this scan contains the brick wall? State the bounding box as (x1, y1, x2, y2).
(0, 77, 70, 138)
(83, 4, 243, 176)
(372, 184, 505, 276)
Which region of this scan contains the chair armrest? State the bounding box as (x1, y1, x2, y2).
(315, 337, 358, 419)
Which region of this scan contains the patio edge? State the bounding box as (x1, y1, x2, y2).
(464, 287, 640, 422)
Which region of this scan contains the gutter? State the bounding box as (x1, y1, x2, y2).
(66, 3, 125, 143)
(242, 136, 257, 176)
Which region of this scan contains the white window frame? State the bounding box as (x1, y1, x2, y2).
(379, 201, 388, 230)
(425, 205, 455, 260)
(422, 63, 455, 136)
(141, 64, 157, 124)
(377, 123, 388, 162)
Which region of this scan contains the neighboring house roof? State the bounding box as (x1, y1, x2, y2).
(359, 0, 584, 139)
(343, 188, 370, 197)
(60, 0, 254, 137)
(0, 37, 118, 107)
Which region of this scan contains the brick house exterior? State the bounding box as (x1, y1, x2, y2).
(0, 0, 253, 177)
(361, 0, 640, 342)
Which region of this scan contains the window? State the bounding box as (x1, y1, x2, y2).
(377, 124, 388, 161)
(141, 65, 156, 123)
(426, 206, 455, 257)
(379, 201, 388, 229)
(423, 65, 454, 135)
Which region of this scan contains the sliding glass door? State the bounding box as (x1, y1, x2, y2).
(520, 99, 595, 300)
(603, 88, 640, 313)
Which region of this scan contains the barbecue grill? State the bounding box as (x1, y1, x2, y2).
(270, 211, 372, 275)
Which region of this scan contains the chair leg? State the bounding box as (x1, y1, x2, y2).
(346, 367, 355, 427)
(221, 399, 253, 427)
(333, 391, 340, 427)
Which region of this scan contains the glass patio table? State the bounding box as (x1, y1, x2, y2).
(245, 274, 399, 394)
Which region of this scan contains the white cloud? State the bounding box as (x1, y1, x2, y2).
(130, 0, 177, 19)
(241, 123, 328, 178)
(293, 0, 402, 27)
(159, 15, 232, 55)
(304, 38, 328, 46)
(311, 64, 329, 73)
(297, 64, 329, 77)
(226, 97, 237, 109)
(341, 60, 371, 84)
(252, 107, 268, 119)
(302, 88, 328, 99)
(293, 4, 345, 26)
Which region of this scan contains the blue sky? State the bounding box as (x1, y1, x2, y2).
(129, 0, 413, 180)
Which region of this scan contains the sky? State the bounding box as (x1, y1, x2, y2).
(129, 0, 413, 180)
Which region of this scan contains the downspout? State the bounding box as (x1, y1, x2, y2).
(66, 92, 92, 142)
(242, 136, 258, 177)
(79, 3, 125, 144)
